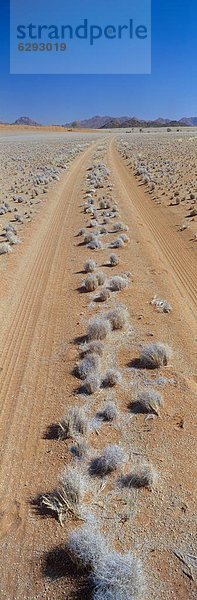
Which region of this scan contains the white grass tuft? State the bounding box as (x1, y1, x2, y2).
(136, 389, 163, 415)
(140, 343, 172, 368)
(102, 369, 121, 388)
(90, 444, 125, 476)
(106, 306, 128, 330)
(110, 276, 128, 291)
(88, 317, 111, 340)
(58, 407, 88, 439)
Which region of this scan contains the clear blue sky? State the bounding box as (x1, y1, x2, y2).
(1, 0, 196, 123)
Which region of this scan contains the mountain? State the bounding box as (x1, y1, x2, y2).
(64, 115, 131, 129)
(179, 117, 197, 126)
(101, 117, 187, 129)
(13, 116, 40, 126)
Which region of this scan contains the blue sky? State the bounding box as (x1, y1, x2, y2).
(1, 0, 196, 123)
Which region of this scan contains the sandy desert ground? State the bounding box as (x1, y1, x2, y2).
(0, 129, 196, 600)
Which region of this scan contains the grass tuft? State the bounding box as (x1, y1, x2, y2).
(87, 317, 111, 340)
(140, 343, 172, 368)
(121, 463, 157, 489)
(102, 369, 121, 388)
(90, 444, 125, 476)
(58, 406, 88, 439)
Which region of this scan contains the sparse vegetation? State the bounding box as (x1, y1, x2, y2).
(84, 372, 100, 394)
(40, 466, 86, 525)
(102, 369, 121, 387)
(74, 354, 100, 380)
(96, 288, 110, 302)
(135, 388, 163, 416)
(87, 317, 111, 340)
(84, 274, 99, 292)
(58, 407, 88, 439)
(98, 401, 117, 422)
(121, 463, 157, 489)
(140, 343, 172, 368)
(90, 444, 125, 476)
(106, 306, 128, 330)
(109, 253, 119, 266)
(110, 276, 128, 291)
(84, 259, 96, 273)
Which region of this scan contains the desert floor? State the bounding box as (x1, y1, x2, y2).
(0, 129, 196, 599)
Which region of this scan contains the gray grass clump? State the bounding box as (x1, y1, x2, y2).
(5, 231, 20, 245)
(119, 233, 130, 244)
(95, 271, 106, 286)
(106, 306, 128, 330)
(40, 466, 86, 526)
(88, 239, 102, 250)
(0, 242, 12, 255)
(84, 274, 99, 292)
(81, 340, 104, 357)
(136, 389, 163, 416)
(113, 222, 129, 232)
(79, 228, 86, 236)
(67, 524, 107, 569)
(74, 354, 100, 380)
(84, 233, 96, 245)
(88, 317, 111, 340)
(110, 237, 124, 249)
(97, 288, 110, 303)
(67, 526, 143, 599)
(150, 296, 172, 313)
(98, 401, 117, 422)
(90, 444, 125, 476)
(84, 259, 96, 273)
(121, 463, 157, 490)
(110, 276, 128, 291)
(84, 372, 100, 395)
(140, 343, 172, 368)
(102, 369, 121, 388)
(93, 550, 143, 600)
(109, 253, 119, 266)
(58, 407, 88, 439)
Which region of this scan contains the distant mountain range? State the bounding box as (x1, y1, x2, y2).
(1, 115, 197, 129)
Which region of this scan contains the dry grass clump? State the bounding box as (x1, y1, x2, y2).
(74, 354, 100, 380)
(135, 388, 163, 416)
(150, 296, 172, 313)
(110, 276, 128, 291)
(93, 549, 143, 600)
(87, 317, 111, 340)
(102, 369, 121, 388)
(84, 274, 99, 292)
(95, 272, 106, 286)
(84, 232, 96, 244)
(110, 237, 124, 249)
(113, 222, 129, 232)
(109, 253, 119, 266)
(0, 242, 12, 255)
(84, 259, 96, 273)
(58, 407, 88, 439)
(81, 340, 104, 357)
(140, 343, 172, 368)
(5, 231, 20, 245)
(97, 288, 110, 303)
(67, 524, 106, 569)
(121, 463, 157, 489)
(88, 239, 102, 250)
(40, 466, 86, 525)
(90, 444, 124, 476)
(119, 233, 130, 244)
(84, 372, 100, 395)
(98, 401, 117, 422)
(79, 228, 86, 236)
(67, 526, 143, 598)
(106, 306, 128, 330)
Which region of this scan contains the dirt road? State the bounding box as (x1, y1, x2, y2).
(0, 138, 196, 599)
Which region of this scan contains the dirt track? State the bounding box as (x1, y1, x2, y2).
(0, 138, 196, 599)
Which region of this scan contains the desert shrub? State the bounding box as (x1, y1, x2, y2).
(79, 228, 86, 236)
(89, 220, 98, 228)
(88, 240, 102, 250)
(84, 274, 99, 292)
(67, 524, 106, 569)
(106, 306, 128, 330)
(67, 526, 143, 599)
(109, 253, 119, 266)
(81, 340, 104, 357)
(72, 441, 88, 460)
(58, 407, 88, 439)
(84, 259, 96, 273)
(140, 343, 172, 368)
(119, 233, 130, 244)
(112, 222, 128, 232)
(97, 288, 110, 303)
(135, 389, 163, 416)
(93, 549, 143, 600)
(87, 317, 111, 340)
(110, 237, 124, 249)
(84, 232, 96, 244)
(84, 372, 100, 395)
(110, 276, 128, 291)
(90, 444, 124, 476)
(99, 226, 107, 235)
(40, 466, 86, 525)
(150, 297, 172, 313)
(6, 231, 19, 245)
(74, 354, 100, 380)
(121, 463, 157, 489)
(0, 243, 12, 255)
(98, 401, 117, 422)
(102, 369, 121, 388)
(95, 272, 106, 286)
